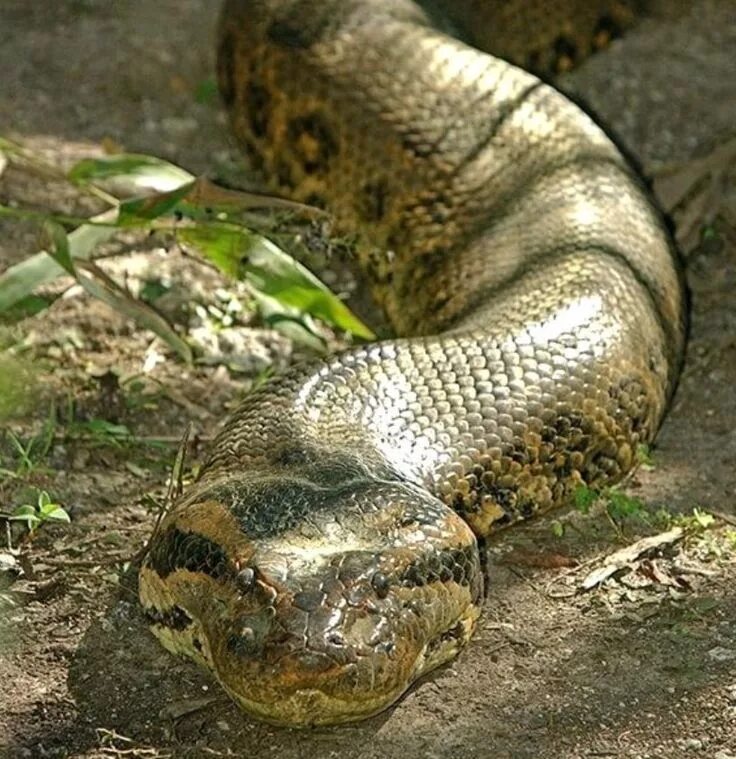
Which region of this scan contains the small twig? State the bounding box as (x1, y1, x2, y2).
(712, 510, 736, 528)
(170, 424, 193, 502)
(482, 640, 512, 656)
(134, 424, 193, 566)
(95, 727, 171, 757)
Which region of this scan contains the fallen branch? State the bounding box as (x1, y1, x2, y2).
(580, 527, 684, 591)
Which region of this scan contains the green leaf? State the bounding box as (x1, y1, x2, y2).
(69, 153, 194, 194)
(117, 180, 196, 225)
(40, 505, 70, 523)
(81, 262, 192, 362)
(550, 520, 564, 538)
(82, 419, 131, 439)
(251, 290, 327, 352)
(0, 208, 118, 313)
(11, 504, 37, 519)
(573, 484, 598, 514)
(9, 504, 40, 530)
(606, 490, 645, 521)
(34, 218, 193, 363)
(139, 279, 170, 303)
(37, 490, 52, 508)
(178, 224, 249, 278)
(244, 237, 374, 338)
(182, 224, 373, 339)
(180, 177, 322, 217)
(692, 508, 715, 530)
(0, 293, 57, 323)
(43, 221, 75, 274)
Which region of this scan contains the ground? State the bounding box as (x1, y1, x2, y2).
(0, 1, 735, 757)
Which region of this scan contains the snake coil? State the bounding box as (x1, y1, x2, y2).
(139, 0, 685, 726)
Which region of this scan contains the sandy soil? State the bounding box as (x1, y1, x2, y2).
(1, 2, 735, 757)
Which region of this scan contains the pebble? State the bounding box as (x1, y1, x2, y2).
(708, 646, 736, 662)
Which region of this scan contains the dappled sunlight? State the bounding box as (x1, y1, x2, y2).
(525, 293, 604, 345)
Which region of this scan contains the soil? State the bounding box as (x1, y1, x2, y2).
(1, 1, 735, 758)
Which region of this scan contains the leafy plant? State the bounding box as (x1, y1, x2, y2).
(572, 483, 650, 539)
(0, 413, 56, 480)
(635, 443, 655, 469)
(69, 419, 134, 447)
(1, 490, 70, 537)
(0, 139, 374, 357)
(673, 507, 715, 534)
(604, 488, 647, 524)
(549, 519, 565, 538)
(573, 483, 599, 514)
(569, 481, 722, 546)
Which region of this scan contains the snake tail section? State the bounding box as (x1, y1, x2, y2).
(139, 0, 685, 726)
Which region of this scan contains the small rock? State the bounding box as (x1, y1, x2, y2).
(715, 752, 736, 759)
(189, 325, 292, 374)
(0, 551, 21, 582)
(708, 646, 736, 662)
(677, 738, 703, 751)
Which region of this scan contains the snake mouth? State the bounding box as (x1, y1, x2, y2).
(140, 558, 482, 726)
(221, 600, 481, 726)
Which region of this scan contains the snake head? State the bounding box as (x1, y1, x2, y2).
(139, 475, 483, 726)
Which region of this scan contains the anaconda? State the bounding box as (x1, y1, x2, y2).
(139, 0, 686, 726)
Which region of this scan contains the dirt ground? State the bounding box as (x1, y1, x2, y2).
(1, 1, 736, 757)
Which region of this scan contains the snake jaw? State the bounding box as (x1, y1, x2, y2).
(205, 581, 483, 727)
(200, 556, 482, 726)
(413, 603, 481, 680)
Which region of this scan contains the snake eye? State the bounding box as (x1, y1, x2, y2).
(371, 571, 390, 599)
(235, 566, 256, 592)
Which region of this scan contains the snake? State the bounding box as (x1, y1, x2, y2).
(138, 0, 686, 727)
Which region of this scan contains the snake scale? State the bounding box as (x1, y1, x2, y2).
(139, 0, 686, 726)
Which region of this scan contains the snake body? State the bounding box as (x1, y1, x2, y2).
(139, 0, 685, 726)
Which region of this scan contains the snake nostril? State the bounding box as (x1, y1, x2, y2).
(235, 567, 256, 593)
(371, 571, 390, 599)
(326, 632, 345, 647)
